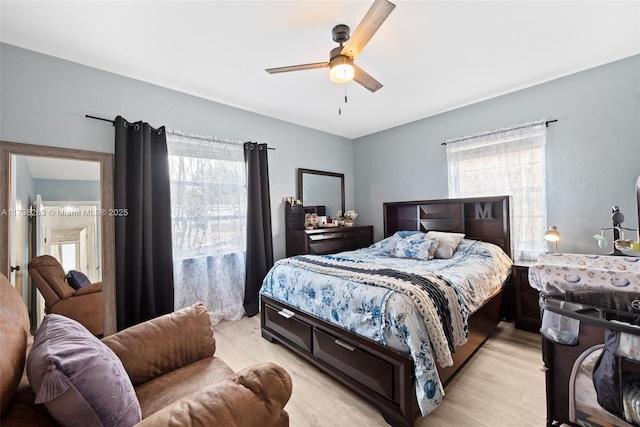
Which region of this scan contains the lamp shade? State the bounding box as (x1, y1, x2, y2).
(544, 225, 560, 242)
(329, 55, 355, 83)
(544, 225, 560, 254)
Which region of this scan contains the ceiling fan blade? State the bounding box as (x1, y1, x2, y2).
(341, 0, 396, 60)
(353, 65, 383, 93)
(266, 62, 329, 74)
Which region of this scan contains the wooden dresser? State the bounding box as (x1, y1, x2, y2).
(284, 201, 373, 256)
(285, 226, 374, 257)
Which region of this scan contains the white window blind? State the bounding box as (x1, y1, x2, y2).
(446, 121, 547, 261)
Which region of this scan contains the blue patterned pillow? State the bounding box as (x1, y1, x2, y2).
(393, 238, 439, 260)
(395, 231, 426, 238)
(369, 235, 397, 251)
(370, 232, 428, 255)
(380, 232, 425, 254)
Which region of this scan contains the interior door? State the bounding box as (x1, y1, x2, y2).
(9, 155, 29, 303)
(80, 227, 87, 274)
(35, 195, 45, 257)
(34, 194, 46, 328)
(9, 155, 18, 284)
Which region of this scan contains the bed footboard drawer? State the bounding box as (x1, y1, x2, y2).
(264, 304, 312, 352)
(312, 328, 394, 401)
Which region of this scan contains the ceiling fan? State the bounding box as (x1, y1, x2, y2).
(265, 0, 396, 93)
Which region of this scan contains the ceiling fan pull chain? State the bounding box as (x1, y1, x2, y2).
(338, 69, 350, 115)
(344, 79, 348, 104)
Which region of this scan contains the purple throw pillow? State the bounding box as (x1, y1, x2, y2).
(66, 270, 91, 290)
(26, 314, 141, 427)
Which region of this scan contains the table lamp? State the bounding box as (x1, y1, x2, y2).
(544, 225, 560, 254)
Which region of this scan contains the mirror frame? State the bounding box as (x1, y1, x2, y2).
(297, 168, 345, 215)
(0, 141, 116, 336)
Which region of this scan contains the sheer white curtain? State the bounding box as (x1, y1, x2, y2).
(446, 121, 547, 261)
(166, 129, 246, 324)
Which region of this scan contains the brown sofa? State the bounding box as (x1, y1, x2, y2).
(28, 255, 104, 336)
(0, 272, 292, 426)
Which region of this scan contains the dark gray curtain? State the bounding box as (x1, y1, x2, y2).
(244, 142, 273, 316)
(114, 116, 174, 330)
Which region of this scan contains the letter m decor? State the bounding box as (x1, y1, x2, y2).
(475, 202, 493, 220)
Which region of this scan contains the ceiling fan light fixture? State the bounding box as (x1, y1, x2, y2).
(329, 55, 355, 83)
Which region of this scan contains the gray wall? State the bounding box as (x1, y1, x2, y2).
(3, 43, 638, 260)
(33, 179, 100, 202)
(353, 55, 640, 257)
(0, 43, 354, 260)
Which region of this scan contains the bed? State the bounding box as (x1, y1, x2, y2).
(259, 196, 513, 426)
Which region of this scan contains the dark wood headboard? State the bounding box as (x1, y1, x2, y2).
(383, 196, 511, 258)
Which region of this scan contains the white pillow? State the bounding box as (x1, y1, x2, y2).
(424, 231, 465, 259)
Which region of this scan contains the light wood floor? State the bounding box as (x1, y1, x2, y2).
(214, 316, 546, 427)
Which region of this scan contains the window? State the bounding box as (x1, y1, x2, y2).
(167, 131, 246, 259)
(59, 242, 77, 272)
(166, 129, 247, 324)
(446, 121, 547, 261)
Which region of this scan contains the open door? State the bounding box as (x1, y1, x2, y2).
(33, 194, 46, 328)
(9, 154, 18, 285)
(35, 195, 45, 257)
(8, 155, 30, 306)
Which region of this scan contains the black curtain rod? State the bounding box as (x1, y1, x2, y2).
(86, 114, 162, 133)
(85, 114, 275, 150)
(86, 114, 115, 124)
(441, 119, 558, 146)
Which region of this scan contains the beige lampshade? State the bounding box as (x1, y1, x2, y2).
(544, 225, 560, 242)
(544, 225, 560, 254)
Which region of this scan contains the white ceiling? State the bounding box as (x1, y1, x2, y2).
(22, 156, 100, 181)
(42, 206, 99, 230)
(1, 1, 639, 139)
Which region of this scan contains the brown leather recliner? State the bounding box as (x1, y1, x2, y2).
(0, 272, 293, 426)
(28, 254, 103, 336)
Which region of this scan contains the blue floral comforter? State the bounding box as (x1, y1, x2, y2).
(259, 239, 512, 416)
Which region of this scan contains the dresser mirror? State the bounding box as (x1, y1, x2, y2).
(297, 168, 345, 218)
(0, 141, 116, 335)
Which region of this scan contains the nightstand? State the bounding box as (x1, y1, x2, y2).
(513, 261, 541, 332)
